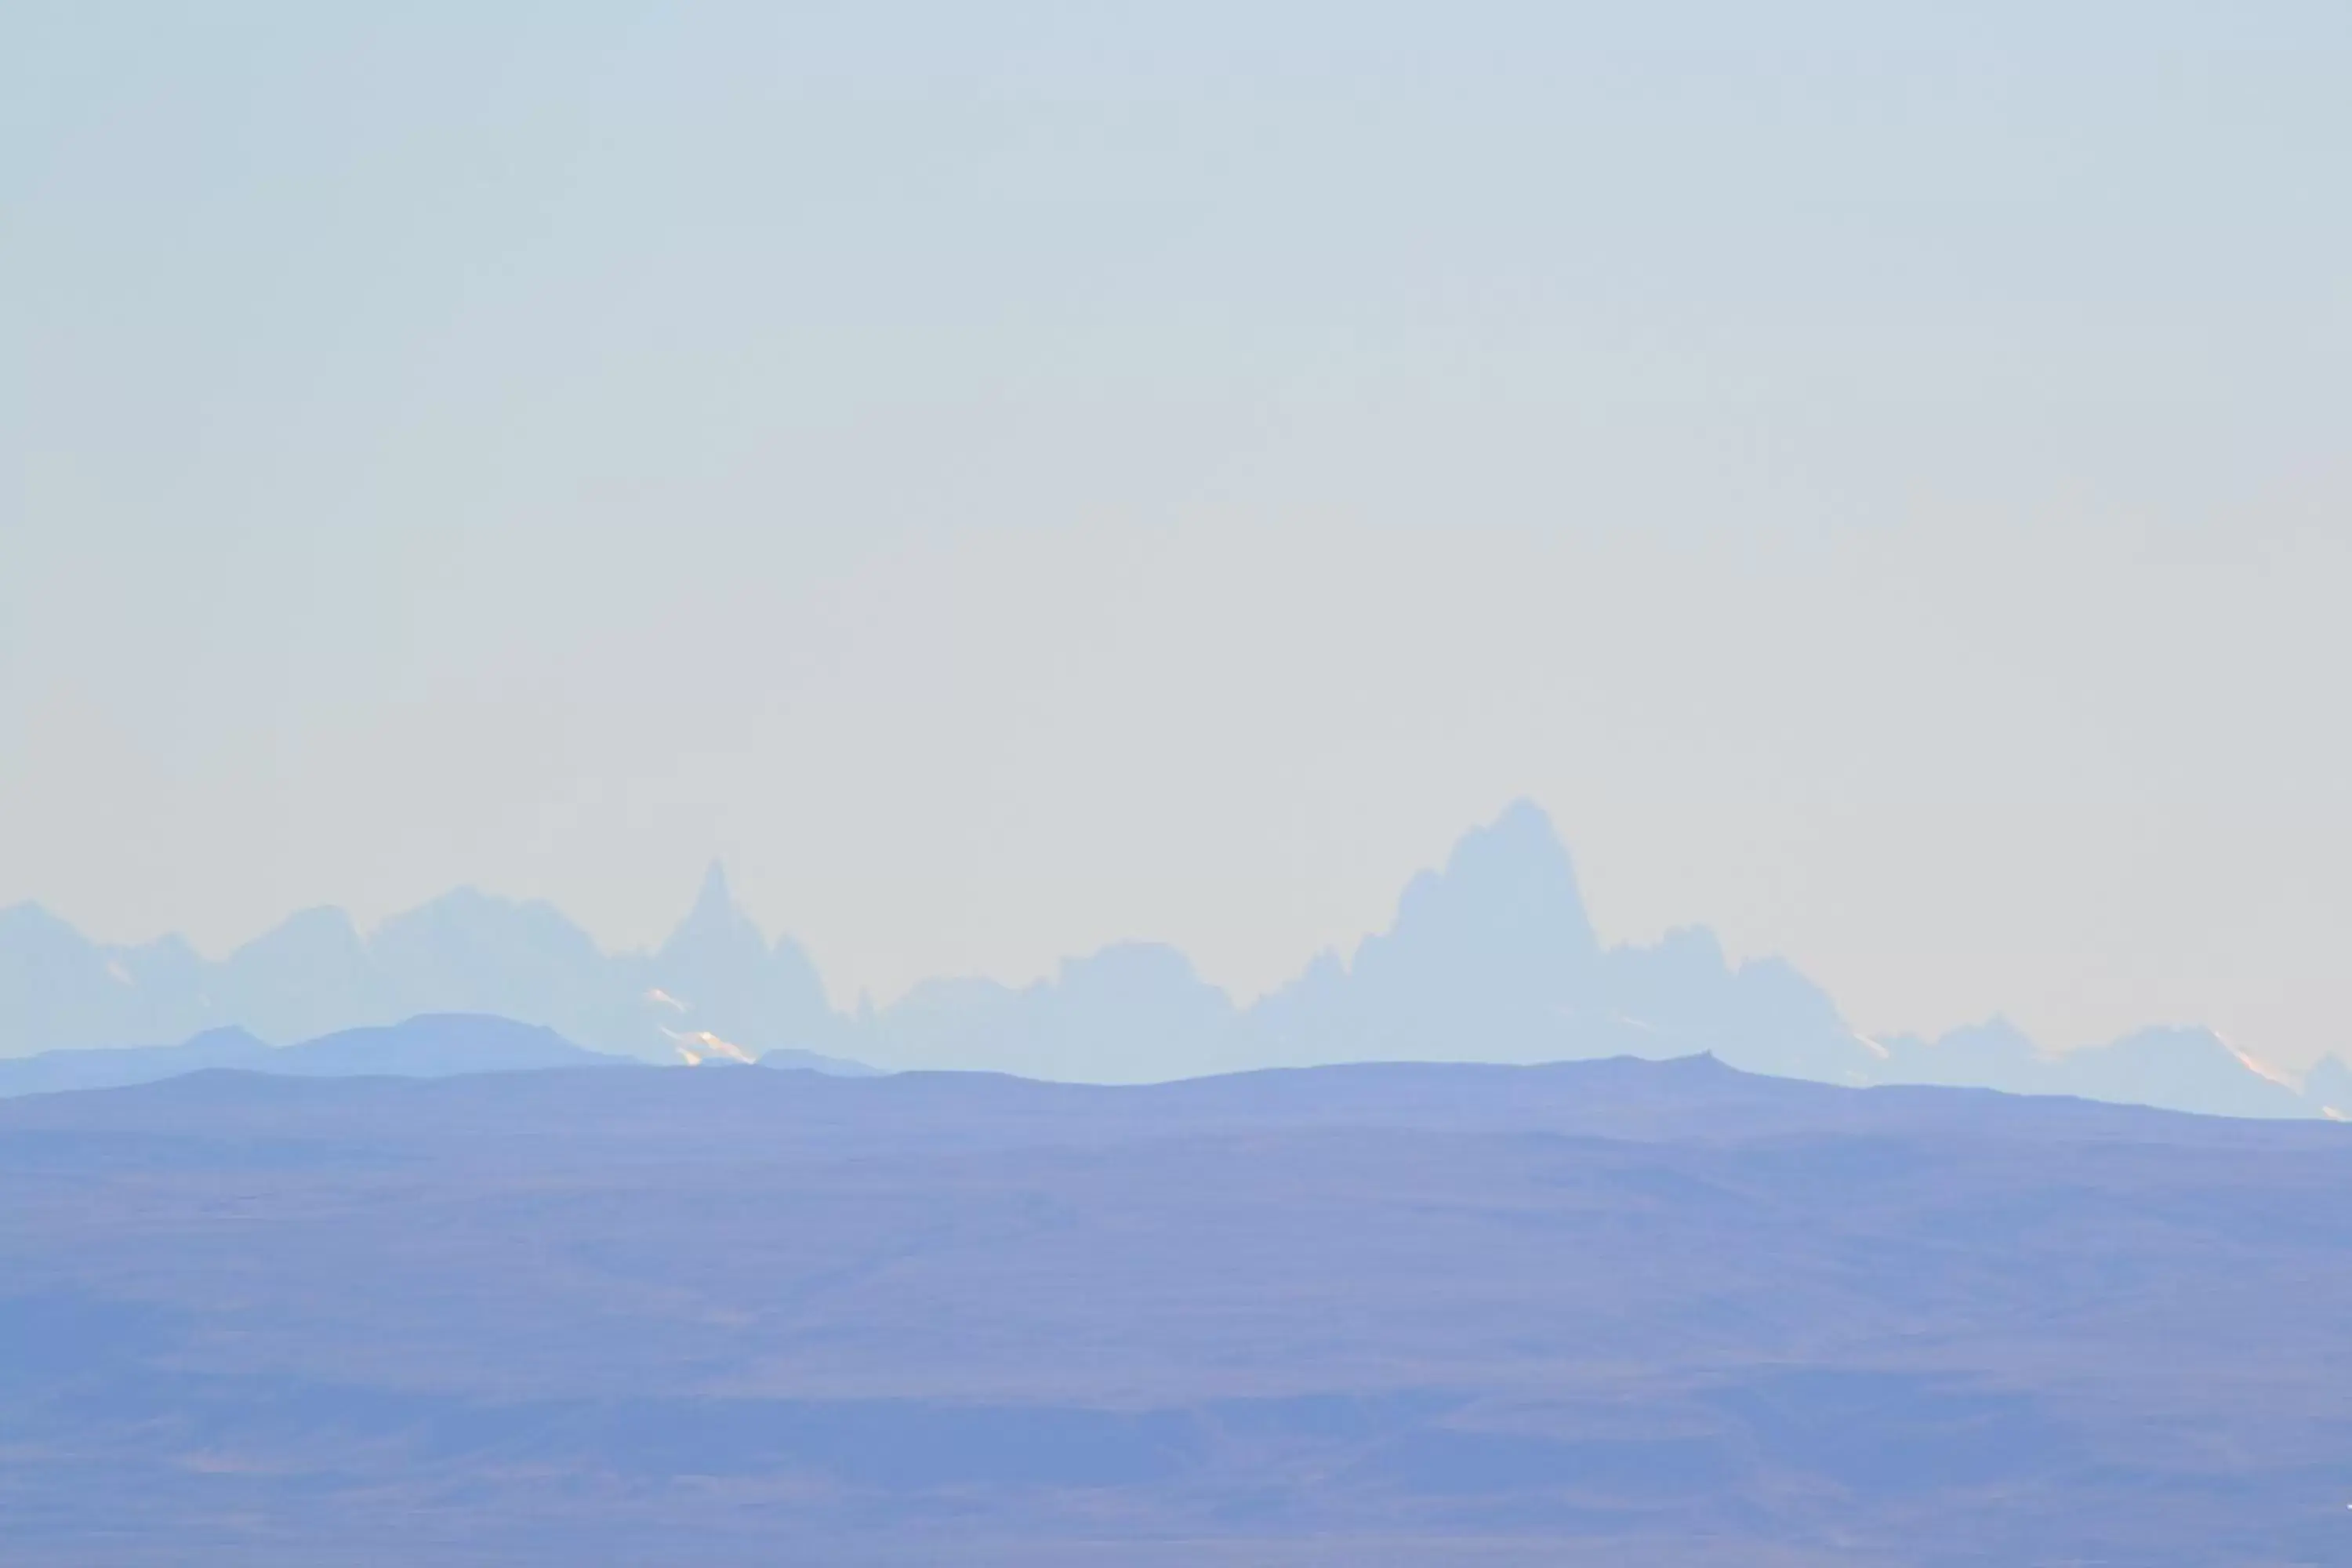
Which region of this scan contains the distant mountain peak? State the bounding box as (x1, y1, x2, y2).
(0, 901, 81, 940)
(184, 1025, 268, 1051)
(233, 905, 367, 960)
(2, 814, 2328, 1117)
(1385, 800, 1599, 961)
(659, 861, 764, 959)
(639, 862, 843, 1053)
(1483, 797, 1559, 844)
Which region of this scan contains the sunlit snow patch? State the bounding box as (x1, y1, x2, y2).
(662, 1027, 756, 1066)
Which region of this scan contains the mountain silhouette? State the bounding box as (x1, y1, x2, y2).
(1240, 804, 1871, 1083)
(1872, 1019, 2309, 1118)
(267, 1014, 630, 1077)
(1247, 800, 1604, 1068)
(640, 862, 838, 1062)
(868, 943, 1237, 1081)
(0, 806, 2323, 1116)
(0, 1014, 633, 1097)
(213, 906, 387, 1042)
(0, 1024, 276, 1096)
(0, 868, 840, 1065)
(847, 804, 1871, 1083)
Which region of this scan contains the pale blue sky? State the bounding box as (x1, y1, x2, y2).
(5, 2, 2349, 1062)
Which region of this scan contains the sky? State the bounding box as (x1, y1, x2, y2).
(5, 2, 2350, 1065)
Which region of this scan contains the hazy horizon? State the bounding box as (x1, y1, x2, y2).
(3, 800, 2333, 1085)
(9, 2, 2350, 1068)
(11, 10, 2352, 1563)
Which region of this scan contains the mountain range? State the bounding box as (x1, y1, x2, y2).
(5, 803, 2341, 1118)
(0, 862, 840, 1066)
(0, 1013, 876, 1099)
